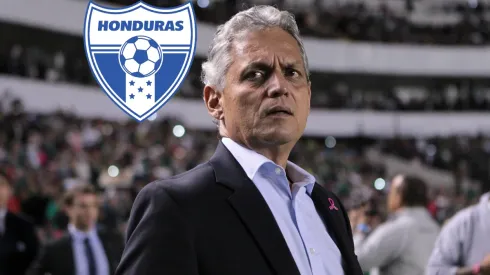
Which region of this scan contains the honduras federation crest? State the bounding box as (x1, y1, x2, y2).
(84, 1, 196, 121)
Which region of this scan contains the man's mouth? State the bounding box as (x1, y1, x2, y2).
(265, 106, 293, 116)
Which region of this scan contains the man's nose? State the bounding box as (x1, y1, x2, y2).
(266, 72, 288, 98)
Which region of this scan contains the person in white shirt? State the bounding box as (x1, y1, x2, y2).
(353, 175, 440, 275)
(426, 192, 490, 275)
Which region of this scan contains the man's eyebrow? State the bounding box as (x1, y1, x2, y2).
(242, 61, 273, 72)
(282, 60, 305, 70)
(242, 60, 302, 71)
(281, 58, 301, 64)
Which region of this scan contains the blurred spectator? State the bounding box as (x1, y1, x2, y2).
(31, 183, 123, 275)
(352, 175, 440, 275)
(426, 191, 490, 275)
(0, 173, 40, 275)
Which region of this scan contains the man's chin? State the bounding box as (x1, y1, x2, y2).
(76, 222, 95, 231)
(256, 130, 299, 146)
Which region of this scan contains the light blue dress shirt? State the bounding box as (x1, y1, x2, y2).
(222, 138, 344, 275)
(68, 224, 110, 275)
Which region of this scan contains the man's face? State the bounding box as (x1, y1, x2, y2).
(0, 182, 11, 207)
(219, 27, 311, 147)
(68, 193, 99, 231)
(387, 175, 403, 213)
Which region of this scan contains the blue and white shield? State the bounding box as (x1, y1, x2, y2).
(83, 1, 196, 121)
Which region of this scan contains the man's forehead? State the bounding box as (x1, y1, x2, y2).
(75, 193, 98, 202)
(231, 45, 304, 72)
(232, 28, 302, 61)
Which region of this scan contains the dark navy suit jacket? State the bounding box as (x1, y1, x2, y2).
(116, 141, 363, 275)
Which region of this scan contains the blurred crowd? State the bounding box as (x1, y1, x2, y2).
(379, 136, 490, 187)
(1, 43, 490, 112)
(0, 97, 378, 242)
(0, 97, 484, 245)
(0, 97, 488, 274)
(102, 0, 490, 45)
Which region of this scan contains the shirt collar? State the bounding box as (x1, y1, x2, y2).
(395, 206, 429, 217)
(479, 192, 490, 212)
(68, 223, 97, 241)
(222, 138, 271, 180)
(221, 138, 316, 193)
(285, 161, 316, 194)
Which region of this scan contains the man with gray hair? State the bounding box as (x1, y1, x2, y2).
(116, 5, 362, 275)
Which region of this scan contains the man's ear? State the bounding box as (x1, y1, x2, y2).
(203, 85, 224, 121)
(307, 81, 311, 97)
(307, 81, 312, 113)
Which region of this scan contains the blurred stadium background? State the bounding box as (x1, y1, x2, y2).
(1, 0, 490, 273)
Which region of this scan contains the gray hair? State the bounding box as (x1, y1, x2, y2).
(200, 5, 310, 91)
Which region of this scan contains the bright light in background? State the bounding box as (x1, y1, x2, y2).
(325, 136, 336, 148)
(173, 125, 186, 138)
(197, 0, 209, 8)
(148, 113, 157, 121)
(374, 178, 386, 190)
(108, 165, 119, 178)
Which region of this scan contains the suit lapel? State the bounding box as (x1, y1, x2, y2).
(0, 213, 14, 251)
(310, 184, 356, 274)
(97, 229, 115, 273)
(210, 142, 301, 275)
(60, 234, 76, 274)
(2, 213, 13, 241)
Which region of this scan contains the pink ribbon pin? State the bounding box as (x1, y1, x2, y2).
(328, 198, 339, 211)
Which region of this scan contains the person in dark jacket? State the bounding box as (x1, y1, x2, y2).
(31, 183, 123, 275)
(0, 173, 40, 275)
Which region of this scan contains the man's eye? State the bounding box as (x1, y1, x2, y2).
(247, 71, 265, 80)
(285, 68, 300, 78)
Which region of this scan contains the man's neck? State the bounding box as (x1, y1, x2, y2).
(69, 223, 95, 233)
(230, 138, 293, 169)
(393, 205, 426, 214)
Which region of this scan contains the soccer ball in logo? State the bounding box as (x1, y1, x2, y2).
(119, 36, 163, 78)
